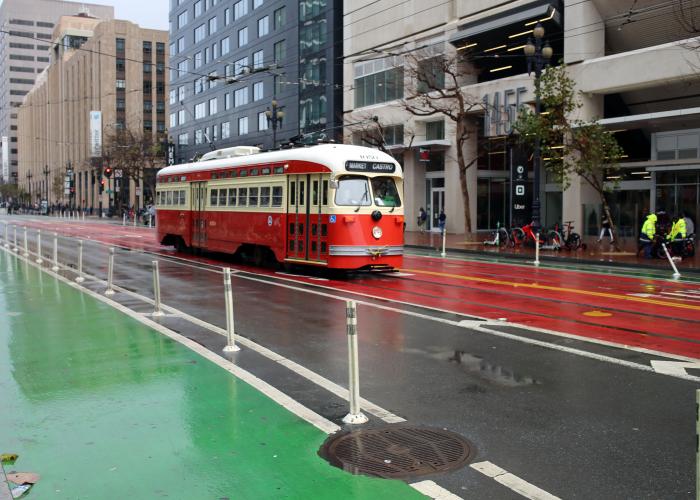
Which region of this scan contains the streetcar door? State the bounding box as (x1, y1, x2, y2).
(287, 175, 310, 260)
(191, 181, 207, 247)
(308, 174, 327, 263)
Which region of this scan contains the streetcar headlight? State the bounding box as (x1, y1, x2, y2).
(372, 226, 382, 239)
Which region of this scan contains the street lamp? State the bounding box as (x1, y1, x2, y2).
(524, 23, 553, 231)
(265, 98, 285, 149)
(26, 171, 33, 203)
(42, 164, 50, 203)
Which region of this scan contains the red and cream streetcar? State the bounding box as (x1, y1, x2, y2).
(155, 144, 404, 270)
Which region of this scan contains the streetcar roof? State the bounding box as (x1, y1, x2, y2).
(157, 144, 403, 178)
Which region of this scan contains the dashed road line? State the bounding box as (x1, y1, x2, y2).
(471, 461, 561, 500)
(411, 480, 463, 499)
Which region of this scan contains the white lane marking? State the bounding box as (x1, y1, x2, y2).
(410, 480, 463, 499)
(275, 272, 329, 281)
(1, 246, 340, 435)
(392, 272, 414, 277)
(471, 461, 561, 500)
(659, 292, 700, 301)
(650, 360, 700, 376)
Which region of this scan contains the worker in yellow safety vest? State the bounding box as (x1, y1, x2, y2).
(639, 213, 656, 258)
(667, 214, 687, 257)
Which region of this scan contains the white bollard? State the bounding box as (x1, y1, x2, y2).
(36, 230, 43, 264)
(440, 229, 447, 258)
(122, 213, 126, 226)
(13, 225, 18, 252)
(534, 232, 541, 266)
(105, 247, 115, 295)
(148, 213, 152, 228)
(82, 211, 85, 221)
(342, 300, 368, 425)
(152, 260, 164, 316)
(51, 232, 59, 271)
(661, 242, 681, 279)
(134, 212, 137, 227)
(3, 223, 8, 248)
(23, 227, 28, 257)
(222, 267, 240, 352)
(75, 240, 84, 283)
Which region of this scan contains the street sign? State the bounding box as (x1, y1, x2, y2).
(509, 145, 530, 227)
(114, 169, 123, 178)
(135, 187, 142, 196)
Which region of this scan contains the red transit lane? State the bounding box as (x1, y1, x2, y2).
(12, 217, 700, 359)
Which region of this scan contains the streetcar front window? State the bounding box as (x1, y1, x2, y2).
(371, 177, 401, 207)
(335, 176, 371, 207)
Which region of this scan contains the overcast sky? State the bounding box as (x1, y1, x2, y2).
(83, 0, 169, 30)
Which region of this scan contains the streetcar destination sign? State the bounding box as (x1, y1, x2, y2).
(345, 161, 395, 173)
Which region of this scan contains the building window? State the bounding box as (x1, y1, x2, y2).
(209, 97, 218, 115)
(258, 16, 269, 37)
(178, 109, 186, 124)
(274, 6, 286, 28)
(194, 0, 203, 17)
(194, 51, 202, 68)
(116, 38, 125, 51)
(116, 79, 126, 89)
(273, 40, 285, 64)
(234, 87, 248, 107)
(234, 0, 248, 19)
(221, 36, 230, 55)
(170, 89, 177, 104)
(177, 37, 185, 53)
(425, 120, 445, 141)
(195, 129, 203, 144)
(116, 58, 126, 72)
(157, 42, 165, 54)
(208, 16, 217, 35)
(204, 46, 210, 63)
(116, 98, 125, 110)
(209, 70, 218, 87)
(170, 113, 177, 127)
(417, 57, 445, 93)
(258, 111, 268, 131)
(238, 116, 249, 135)
(354, 67, 404, 108)
(234, 56, 249, 75)
(178, 133, 189, 145)
(178, 86, 185, 102)
(177, 10, 188, 29)
(253, 0, 263, 8)
(253, 50, 264, 69)
(195, 102, 206, 119)
(169, 42, 176, 55)
(143, 40, 152, 52)
(178, 60, 188, 77)
(143, 62, 152, 73)
(225, 93, 231, 110)
(224, 8, 230, 25)
(238, 27, 248, 47)
(253, 81, 263, 101)
(222, 121, 230, 139)
(194, 24, 206, 43)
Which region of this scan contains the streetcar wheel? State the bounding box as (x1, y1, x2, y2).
(253, 246, 265, 267)
(175, 237, 188, 253)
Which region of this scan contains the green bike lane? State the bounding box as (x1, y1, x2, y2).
(0, 250, 425, 499)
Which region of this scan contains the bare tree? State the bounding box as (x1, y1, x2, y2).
(102, 126, 165, 210)
(400, 49, 486, 233)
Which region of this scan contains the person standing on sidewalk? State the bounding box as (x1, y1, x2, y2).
(417, 207, 427, 233)
(438, 210, 446, 234)
(639, 213, 656, 259)
(597, 214, 614, 244)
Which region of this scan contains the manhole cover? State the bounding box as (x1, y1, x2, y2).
(319, 425, 475, 479)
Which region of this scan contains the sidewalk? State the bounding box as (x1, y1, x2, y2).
(0, 250, 424, 499)
(405, 230, 700, 272)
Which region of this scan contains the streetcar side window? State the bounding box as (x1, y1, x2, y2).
(322, 180, 328, 205)
(260, 186, 270, 207)
(249, 187, 259, 207)
(272, 186, 283, 207)
(335, 176, 371, 207)
(299, 181, 305, 205)
(312, 180, 319, 206)
(228, 188, 237, 206)
(289, 181, 296, 205)
(210, 189, 218, 206)
(166, 191, 173, 205)
(180, 190, 187, 205)
(238, 187, 248, 206)
(219, 189, 227, 206)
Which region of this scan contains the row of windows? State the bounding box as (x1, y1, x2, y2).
(210, 186, 283, 208)
(178, 111, 269, 145)
(158, 189, 186, 206)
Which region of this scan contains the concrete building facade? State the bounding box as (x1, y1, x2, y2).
(17, 13, 169, 212)
(0, 0, 113, 185)
(167, 0, 343, 163)
(343, 0, 700, 238)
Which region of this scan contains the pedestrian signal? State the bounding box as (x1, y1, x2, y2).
(104, 167, 113, 178)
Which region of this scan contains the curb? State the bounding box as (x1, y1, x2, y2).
(405, 244, 700, 276)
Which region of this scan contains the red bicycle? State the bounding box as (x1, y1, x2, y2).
(510, 222, 545, 247)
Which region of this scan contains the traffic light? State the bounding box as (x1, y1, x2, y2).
(99, 178, 106, 194)
(104, 167, 113, 178)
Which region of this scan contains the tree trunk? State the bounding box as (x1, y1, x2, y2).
(456, 120, 472, 234)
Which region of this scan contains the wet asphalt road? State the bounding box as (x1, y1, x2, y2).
(10, 227, 700, 499)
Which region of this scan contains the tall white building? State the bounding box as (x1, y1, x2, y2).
(344, 0, 700, 237)
(0, 0, 113, 184)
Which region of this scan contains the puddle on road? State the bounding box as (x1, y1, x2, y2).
(448, 350, 541, 388)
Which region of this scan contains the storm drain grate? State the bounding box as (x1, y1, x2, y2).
(319, 426, 475, 479)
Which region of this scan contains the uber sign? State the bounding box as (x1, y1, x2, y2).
(510, 146, 530, 225)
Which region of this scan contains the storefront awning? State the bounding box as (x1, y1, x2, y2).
(410, 139, 451, 149)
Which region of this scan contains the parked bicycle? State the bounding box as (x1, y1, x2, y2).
(511, 221, 544, 247)
(547, 221, 585, 251)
